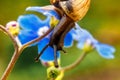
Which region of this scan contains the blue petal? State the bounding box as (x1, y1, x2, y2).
(77, 39, 86, 49)
(26, 6, 60, 20)
(70, 24, 81, 40)
(18, 30, 38, 44)
(70, 24, 94, 41)
(71, 24, 98, 49)
(95, 43, 115, 59)
(64, 32, 73, 47)
(79, 29, 95, 41)
(38, 38, 60, 61)
(18, 14, 48, 31)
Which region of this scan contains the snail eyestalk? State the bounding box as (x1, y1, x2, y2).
(35, 44, 49, 62)
(53, 45, 59, 68)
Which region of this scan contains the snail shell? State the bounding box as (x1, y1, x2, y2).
(59, 0, 91, 21)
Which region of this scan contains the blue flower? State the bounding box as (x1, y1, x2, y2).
(72, 24, 115, 59)
(17, 6, 74, 62)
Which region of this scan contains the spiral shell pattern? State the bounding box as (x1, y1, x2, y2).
(60, 0, 91, 21)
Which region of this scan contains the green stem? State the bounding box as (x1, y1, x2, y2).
(61, 51, 87, 72)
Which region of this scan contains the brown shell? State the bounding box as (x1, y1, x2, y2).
(60, 0, 91, 21)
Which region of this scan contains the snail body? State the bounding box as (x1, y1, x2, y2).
(50, 0, 90, 49)
(37, 0, 91, 67)
(49, 0, 90, 67)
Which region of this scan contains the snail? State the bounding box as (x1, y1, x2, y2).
(36, 0, 91, 67)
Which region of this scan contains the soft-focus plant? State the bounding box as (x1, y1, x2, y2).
(0, 0, 115, 80)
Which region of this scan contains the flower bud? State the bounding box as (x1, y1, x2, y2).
(6, 21, 20, 36)
(47, 66, 64, 80)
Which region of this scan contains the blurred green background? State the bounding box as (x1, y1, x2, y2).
(0, 0, 120, 80)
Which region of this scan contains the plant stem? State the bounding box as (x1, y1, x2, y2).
(61, 51, 87, 72)
(0, 25, 19, 80)
(0, 25, 53, 80)
(1, 50, 19, 80)
(0, 25, 19, 51)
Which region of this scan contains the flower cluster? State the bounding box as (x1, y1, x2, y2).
(15, 6, 115, 63)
